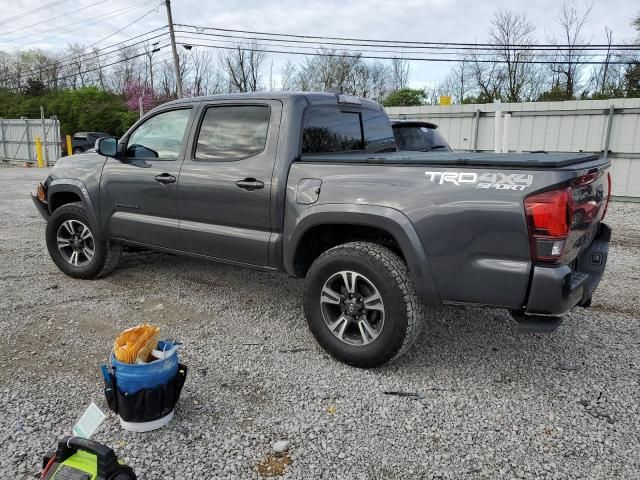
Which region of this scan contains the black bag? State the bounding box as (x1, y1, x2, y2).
(104, 364, 187, 423)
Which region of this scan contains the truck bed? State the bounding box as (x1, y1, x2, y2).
(300, 151, 602, 168)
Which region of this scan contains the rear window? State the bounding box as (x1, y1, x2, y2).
(393, 125, 451, 152)
(301, 107, 395, 154)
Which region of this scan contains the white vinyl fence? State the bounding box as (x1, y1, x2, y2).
(386, 98, 640, 200)
(0, 117, 62, 166)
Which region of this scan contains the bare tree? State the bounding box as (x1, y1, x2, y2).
(157, 57, 177, 98)
(106, 46, 143, 94)
(296, 49, 390, 98)
(439, 60, 473, 103)
(586, 26, 631, 97)
(466, 47, 504, 102)
(188, 48, 223, 96)
(142, 41, 162, 94)
(350, 59, 391, 99)
(390, 56, 410, 90)
(297, 49, 360, 92)
(548, 1, 593, 98)
(280, 60, 298, 90)
(489, 10, 539, 102)
(222, 40, 265, 92)
(366, 60, 392, 99)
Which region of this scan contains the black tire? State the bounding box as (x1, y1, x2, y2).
(304, 241, 425, 368)
(46, 202, 121, 279)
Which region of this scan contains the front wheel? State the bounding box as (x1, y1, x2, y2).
(303, 242, 425, 368)
(46, 202, 121, 279)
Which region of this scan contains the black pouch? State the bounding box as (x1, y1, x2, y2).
(103, 364, 187, 423)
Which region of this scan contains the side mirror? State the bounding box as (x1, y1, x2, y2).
(96, 137, 118, 157)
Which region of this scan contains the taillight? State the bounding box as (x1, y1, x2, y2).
(524, 188, 572, 262)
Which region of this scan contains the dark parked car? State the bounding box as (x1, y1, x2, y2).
(33, 92, 611, 368)
(68, 132, 112, 154)
(392, 120, 451, 152)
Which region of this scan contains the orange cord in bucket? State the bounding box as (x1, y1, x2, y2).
(113, 323, 160, 364)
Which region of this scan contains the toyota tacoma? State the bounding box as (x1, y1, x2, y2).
(32, 92, 612, 367)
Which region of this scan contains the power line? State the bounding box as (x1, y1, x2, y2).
(175, 28, 640, 55)
(3, 0, 159, 47)
(88, 6, 161, 48)
(0, 0, 107, 37)
(176, 24, 640, 51)
(0, 0, 67, 27)
(0, 29, 169, 84)
(3, 43, 171, 92)
(0, 31, 168, 84)
(174, 33, 627, 59)
(176, 40, 638, 65)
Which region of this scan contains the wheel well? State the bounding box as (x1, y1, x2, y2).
(293, 224, 405, 277)
(50, 191, 82, 211)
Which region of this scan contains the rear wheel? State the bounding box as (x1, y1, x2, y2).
(304, 241, 425, 368)
(46, 202, 121, 279)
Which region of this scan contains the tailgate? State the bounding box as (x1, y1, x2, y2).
(522, 164, 612, 316)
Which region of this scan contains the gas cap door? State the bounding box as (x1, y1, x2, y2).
(296, 178, 322, 205)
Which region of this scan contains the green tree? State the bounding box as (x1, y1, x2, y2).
(24, 79, 48, 97)
(625, 63, 640, 97)
(538, 84, 574, 101)
(0, 87, 139, 138)
(382, 88, 425, 107)
(628, 14, 640, 97)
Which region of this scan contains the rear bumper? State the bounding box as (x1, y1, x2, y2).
(31, 194, 50, 221)
(524, 223, 611, 316)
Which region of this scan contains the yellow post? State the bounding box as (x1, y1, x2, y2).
(35, 136, 44, 168)
(66, 134, 72, 156)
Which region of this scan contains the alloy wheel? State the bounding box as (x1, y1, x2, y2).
(56, 219, 95, 267)
(319, 270, 385, 346)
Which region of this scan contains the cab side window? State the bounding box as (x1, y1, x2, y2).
(195, 105, 270, 161)
(126, 109, 191, 160)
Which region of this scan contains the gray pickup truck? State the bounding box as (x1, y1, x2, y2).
(32, 92, 612, 367)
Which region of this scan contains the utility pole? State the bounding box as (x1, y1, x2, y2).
(164, 0, 183, 98)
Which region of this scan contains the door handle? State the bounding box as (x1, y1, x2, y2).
(235, 178, 264, 191)
(154, 173, 176, 184)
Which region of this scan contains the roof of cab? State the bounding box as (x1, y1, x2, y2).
(156, 91, 384, 111)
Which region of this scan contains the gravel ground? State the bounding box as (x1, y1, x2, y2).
(0, 167, 639, 480)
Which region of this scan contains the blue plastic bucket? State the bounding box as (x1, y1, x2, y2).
(111, 341, 179, 395)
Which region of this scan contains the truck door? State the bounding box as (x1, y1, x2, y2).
(177, 100, 282, 266)
(99, 107, 194, 249)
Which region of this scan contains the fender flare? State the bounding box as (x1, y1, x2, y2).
(47, 179, 104, 241)
(284, 203, 441, 306)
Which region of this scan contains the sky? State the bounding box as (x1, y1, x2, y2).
(0, 0, 637, 88)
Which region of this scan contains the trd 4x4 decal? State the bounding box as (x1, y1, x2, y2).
(424, 171, 533, 191)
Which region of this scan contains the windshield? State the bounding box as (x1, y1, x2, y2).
(393, 125, 451, 152)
